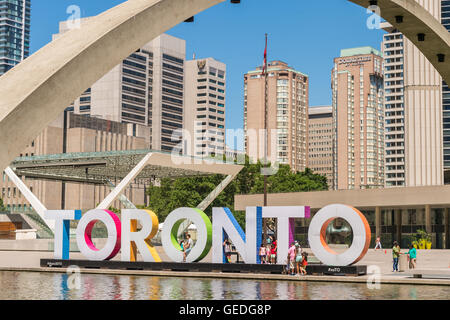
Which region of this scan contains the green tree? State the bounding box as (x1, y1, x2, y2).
(145, 156, 328, 228)
(0, 198, 7, 212)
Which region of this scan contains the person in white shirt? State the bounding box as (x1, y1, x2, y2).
(374, 236, 382, 250)
(183, 234, 193, 262)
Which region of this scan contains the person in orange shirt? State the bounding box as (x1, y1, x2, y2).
(299, 252, 308, 275)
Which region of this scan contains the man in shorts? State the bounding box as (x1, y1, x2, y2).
(183, 234, 193, 262)
(287, 242, 296, 275)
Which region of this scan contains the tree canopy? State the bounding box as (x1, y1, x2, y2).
(145, 157, 328, 227)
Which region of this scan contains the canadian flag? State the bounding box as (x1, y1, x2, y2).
(262, 35, 267, 75)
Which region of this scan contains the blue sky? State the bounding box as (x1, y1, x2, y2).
(30, 0, 386, 148)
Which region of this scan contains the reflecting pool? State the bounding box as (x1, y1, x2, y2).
(0, 271, 448, 300)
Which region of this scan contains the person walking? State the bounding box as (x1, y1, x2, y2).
(374, 236, 382, 250)
(392, 241, 400, 272)
(406, 244, 417, 269)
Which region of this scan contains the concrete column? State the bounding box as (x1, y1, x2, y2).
(375, 206, 381, 238)
(425, 205, 432, 234)
(396, 209, 402, 245)
(445, 208, 449, 249)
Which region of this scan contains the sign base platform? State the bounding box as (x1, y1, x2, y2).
(41, 259, 286, 274)
(306, 265, 367, 277)
(41, 259, 367, 277)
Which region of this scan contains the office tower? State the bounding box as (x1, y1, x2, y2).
(442, 0, 450, 172)
(308, 106, 334, 189)
(0, 0, 31, 75)
(185, 58, 226, 157)
(331, 47, 385, 190)
(244, 61, 309, 172)
(55, 19, 186, 152)
(381, 0, 443, 187)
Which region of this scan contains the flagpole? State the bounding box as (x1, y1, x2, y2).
(263, 33, 268, 245)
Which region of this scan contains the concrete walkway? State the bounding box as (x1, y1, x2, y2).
(0, 245, 449, 286)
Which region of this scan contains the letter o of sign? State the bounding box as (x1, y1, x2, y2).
(308, 204, 371, 266)
(161, 207, 212, 263)
(76, 209, 121, 261)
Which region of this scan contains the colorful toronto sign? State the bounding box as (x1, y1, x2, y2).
(45, 204, 371, 266)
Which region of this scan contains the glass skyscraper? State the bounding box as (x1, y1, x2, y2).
(0, 0, 31, 75)
(442, 0, 450, 169)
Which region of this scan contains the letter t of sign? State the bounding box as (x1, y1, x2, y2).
(45, 210, 82, 260)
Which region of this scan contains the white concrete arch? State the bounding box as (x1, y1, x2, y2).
(0, 0, 449, 172)
(0, 0, 224, 172)
(350, 0, 450, 81)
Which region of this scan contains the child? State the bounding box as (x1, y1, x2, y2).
(300, 252, 308, 275)
(223, 239, 232, 263)
(266, 243, 272, 264)
(270, 244, 277, 264)
(259, 245, 266, 264)
(179, 240, 185, 252)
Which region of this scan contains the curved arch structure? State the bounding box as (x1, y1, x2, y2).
(0, 0, 225, 172)
(0, 0, 449, 172)
(349, 0, 450, 81)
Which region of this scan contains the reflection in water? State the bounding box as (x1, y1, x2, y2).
(210, 279, 223, 300)
(0, 271, 448, 300)
(409, 287, 417, 300)
(82, 275, 94, 300)
(276, 282, 288, 300)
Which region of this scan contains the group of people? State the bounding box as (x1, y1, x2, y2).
(179, 234, 193, 262)
(286, 242, 308, 275)
(392, 241, 417, 272)
(258, 235, 278, 264)
(257, 237, 308, 276)
(375, 236, 418, 271)
(186, 234, 419, 275)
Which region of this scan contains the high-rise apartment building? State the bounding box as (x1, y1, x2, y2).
(244, 61, 309, 172)
(332, 47, 385, 190)
(55, 19, 186, 153)
(0, 0, 31, 75)
(381, 27, 406, 187)
(381, 0, 443, 187)
(308, 106, 334, 189)
(185, 58, 226, 157)
(442, 0, 450, 171)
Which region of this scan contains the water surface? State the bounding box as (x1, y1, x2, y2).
(0, 271, 448, 300)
